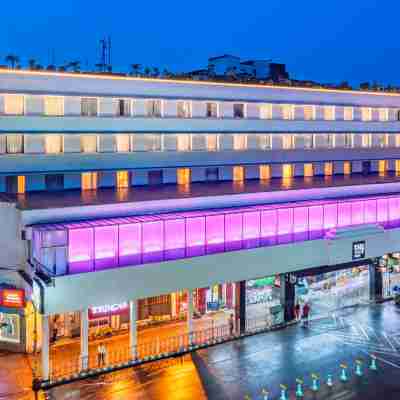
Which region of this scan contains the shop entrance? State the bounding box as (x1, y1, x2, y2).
(382, 253, 400, 298)
(295, 265, 370, 318)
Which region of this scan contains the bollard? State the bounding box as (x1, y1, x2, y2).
(340, 364, 348, 382)
(326, 374, 333, 387)
(280, 384, 288, 400)
(295, 378, 304, 397)
(261, 388, 269, 400)
(244, 395, 251, 400)
(370, 355, 378, 371)
(355, 359, 363, 377)
(311, 373, 319, 392)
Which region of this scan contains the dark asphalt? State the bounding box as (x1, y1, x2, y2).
(45, 303, 400, 400)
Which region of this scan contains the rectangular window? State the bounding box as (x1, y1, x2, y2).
(45, 135, 63, 154)
(0, 136, 5, 153)
(115, 134, 131, 152)
(376, 133, 388, 148)
(206, 134, 218, 151)
(6, 135, 23, 153)
(17, 176, 25, 194)
(177, 101, 192, 118)
(81, 98, 98, 117)
(4, 95, 24, 115)
(281, 104, 294, 120)
(80, 135, 98, 153)
(259, 165, 271, 180)
(44, 96, 64, 116)
(206, 167, 219, 181)
(326, 134, 335, 148)
(343, 161, 352, 175)
(379, 160, 387, 176)
(206, 102, 218, 118)
(344, 133, 353, 148)
(396, 160, 400, 175)
(301, 134, 314, 149)
(260, 104, 272, 119)
(233, 134, 247, 150)
(379, 108, 389, 122)
(233, 103, 245, 118)
(45, 174, 64, 191)
(324, 106, 335, 121)
(282, 134, 294, 149)
(396, 134, 400, 148)
(233, 166, 245, 182)
(177, 134, 191, 151)
(177, 168, 191, 185)
(343, 107, 354, 121)
(81, 172, 98, 190)
(304, 163, 314, 177)
(324, 162, 334, 176)
(146, 100, 162, 117)
(116, 99, 131, 117)
(361, 107, 372, 121)
(303, 105, 315, 120)
(116, 171, 130, 188)
(148, 170, 163, 185)
(282, 164, 293, 178)
(257, 134, 271, 150)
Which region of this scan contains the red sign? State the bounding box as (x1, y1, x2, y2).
(1, 289, 25, 308)
(89, 302, 129, 319)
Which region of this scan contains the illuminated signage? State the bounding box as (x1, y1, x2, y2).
(1, 289, 25, 309)
(352, 241, 366, 260)
(89, 302, 129, 318)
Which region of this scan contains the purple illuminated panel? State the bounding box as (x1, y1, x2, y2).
(338, 203, 351, 227)
(206, 214, 225, 254)
(118, 223, 142, 266)
(389, 198, 400, 226)
(165, 219, 186, 260)
(142, 221, 164, 263)
(186, 217, 205, 257)
(309, 206, 323, 239)
(225, 213, 243, 251)
(277, 208, 293, 244)
(293, 207, 308, 241)
(68, 228, 94, 274)
(243, 211, 261, 249)
(351, 201, 364, 226)
(323, 203, 337, 230)
(377, 199, 388, 223)
(94, 225, 118, 270)
(364, 200, 377, 224)
(261, 210, 277, 246)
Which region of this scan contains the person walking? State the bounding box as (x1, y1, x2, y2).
(97, 343, 106, 367)
(302, 303, 310, 327)
(294, 303, 301, 322)
(229, 313, 235, 336)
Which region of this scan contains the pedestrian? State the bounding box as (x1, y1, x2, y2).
(229, 313, 234, 336)
(101, 343, 107, 366)
(294, 303, 301, 322)
(302, 303, 310, 327)
(97, 343, 105, 367)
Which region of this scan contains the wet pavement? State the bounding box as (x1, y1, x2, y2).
(43, 302, 400, 400)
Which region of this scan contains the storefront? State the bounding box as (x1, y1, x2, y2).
(382, 253, 400, 298)
(295, 265, 370, 317)
(193, 284, 234, 316)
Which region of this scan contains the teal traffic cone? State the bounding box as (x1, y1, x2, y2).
(340, 364, 348, 382)
(355, 360, 363, 377)
(311, 373, 319, 392)
(295, 378, 304, 397)
(280, 384, 288, 400)
(370, 355, 378, 371)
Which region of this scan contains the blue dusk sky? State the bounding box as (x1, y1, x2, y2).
(2, 0, 398, 85)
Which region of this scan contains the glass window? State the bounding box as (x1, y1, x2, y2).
(206, 134, 219, 151)
(293, 207, 308, 234)
(80, 135, 98, 153)
(260, 104, 272, 119)
(303, 105, 315, 120)
(45, 174, 64, 191)
(277, 208, 293, 237)
(233, 166, 245, 182)
(324, 203, 337, 229)
(379, 108, 389, 122)
(338, 202, 351, 227)
(233, 103, 245, 118)
(81, 98, 98, 116)
(142, 221, 164, 262)
(94, 226, 118, 270)
(233, 134, 247, 150)
(177, 134, 191, 151)
(206, 215, 225, 253)
(344, 133, 353, 148)
(324, 162, 334, 176)
(177, 101, 192, 118)
(146, 100, 162, 117)
(45, 135, 63, 154)
(281, 104, 294, 120)
(282, 164, 293, 178)
(302, 134, 314, 149)
(282, 135, 294, 149)
(362, 134, 371, 148)
(118, 223, 142, 265)
(343, 107, 354, 121)
(364, 200, 377, 223)
(259, 165, 271, 180)
(17, 176, 25, 194)
(6, 135, 23, 153)
(243, 211, 261, 242)
(257, 134, 271, 150)
(261, 210, 277, 244)
(116, 99, 131, 117)
(164, 219, 186, 259)
(177, 168, 191, 185)
(81, 172, 98, 190)
(304, 163, 314, 177)
(0, 136, 5, 154)
(116, 171, 130, 188)
(186, 216, 206, 256)
(351, 201, 364, 225)
(206, 102, 218, 118)
(44, 96, 64, 116)
(327, 134, 335, 148)
(115, 134, 131, 152)
(343, 161, 352, 175)
(324, 106, 335, 121)
(68, 228, 94, 273)
(4, 95, 24, 115)
(225, 213, 243, 250)
(361, 107, 372, 121)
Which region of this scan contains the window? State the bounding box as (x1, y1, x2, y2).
(115, 134, 131, 152)
(81, 98, 98, 116)
(206, 167, 219, 181)
(177, 134, 191, 151)
(282, 134, 294, 149)
(395, 135, 400, 147)
(116, 99, 131, 117)
(326, 134, 335, 148)
(303, 105, 315, 120)
(233, 103, 245, 118)
(343, 161, 352, 175)
(177, 168, 191, 185)
(116, 171, 130, 188)
(376, 133, 388, 148)
(80, 135, 98, 153)
(301, 134, 314, 149)
(146, 100, 162, 117)
(45, 135, 63, 154)
(282, 164, 293, 178)
(260, 104, 272, 119)
(45, 174, 64, 191)
(257, 134, 271, 150)
(281, 104, 294, 120)
(233, 166, 245, 182)
(233, 134, 247, 150)
(148, 170, 163, 185)
(206, 102, 218, 118)
(324, 106, 335, 121)
(81, 172, 98, 190)
(6, 176, 25, 194)
(177, 101, 192, 118)
(4, 95, 24, 115)
(361, 107, 372, 121)
(259, 165, 271, 180)
(6, 135, 23, 153)
(44, 96, 64, 116)
(361, 134, 371, 148)
(17, 176, 25, 194)
(396, 160, 400, 175)
(343, 107, 354, 121)
(344, 133, 353, 148)
(304, 163, 314, 177)
(378, 160, 387, 176)
(379, 108, 389, 122)
(0, 136, 5, 153)
(324, 162, 334, 176)
(206, 134, 218, 151)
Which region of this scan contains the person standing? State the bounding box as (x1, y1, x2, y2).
(97, 343, 104, 367)
(302, 303, 310, 327)
(294, 303, 301, 322)
(229, 314, 234, 336)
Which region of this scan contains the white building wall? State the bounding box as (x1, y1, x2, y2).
(163, 100, 177, 118)
(246, 103, 259, 119)
(64, 97, 81, 116)
(25, 95, 44, 116)
(24, 134, 45, 153)
(192, 102, 206, 118)
(134, 100, 146, 117)
(99, 98, 114, 117)
(63, 135, 81, 153)
(221, 102, 234, 118)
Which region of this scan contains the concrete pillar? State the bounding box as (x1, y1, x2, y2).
(80, 309, 89, 371)
(369, 260, 383, 302)
(187, 290, 194, 333)
(281, 274, 296, 322)
(234, 281, 246, 334)
(41, 315, 50, 381)
(129, 300, 137, 359)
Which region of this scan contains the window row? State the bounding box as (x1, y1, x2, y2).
(2, 94, 400, 122)
(2, 133, 400, 154)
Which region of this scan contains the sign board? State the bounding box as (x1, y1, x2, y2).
(89, 302, 129, 319)
(0, 289, 25, 309)
(352, 241, 366, 260)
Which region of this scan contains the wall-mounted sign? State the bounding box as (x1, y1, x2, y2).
(0, 289, 25, 309)
(89, 302, 129, 319)
(352, 241, 366, 260)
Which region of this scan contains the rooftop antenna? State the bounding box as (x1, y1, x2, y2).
(97, 37, 112, 72)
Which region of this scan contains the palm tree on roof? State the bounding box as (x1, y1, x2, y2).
(5, 54, 19, 69)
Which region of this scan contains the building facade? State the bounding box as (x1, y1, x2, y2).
(1, 69, 400, 383)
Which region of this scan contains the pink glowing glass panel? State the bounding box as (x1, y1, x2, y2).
(261, 210, 277, 244)
(225, 213, 243, 243)
(206, 215, 225, 244)
(377, 198, 388, 222)
(309, 206, 323, 231)
(118, 223, 141, 257)
(338, 203, 351, 227)
(364, 200, 377, 223)
(323, 204, 337, 229)
(243, 211, 260, 239)
(389, 198, 400, 221)
(165, 219, 185, 250)
(142, 221, 164, 258)
(94, 225, 118, 269)
(351, 201, 364, 225)
(68, 228, 94, 273)
(186, 216, 205, 256)
(293, 207, 308, 233)
(277, 208, 293, 235)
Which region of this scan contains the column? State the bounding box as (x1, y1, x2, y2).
(80, 309, 89, 371)
(234, 281, 246, 334)
(187, 290, 194, 333)
(129, 300, 137, 359)
(281, 273, 296, 322)
(41, 315, 50, 381)
(369, 260, 383, 302)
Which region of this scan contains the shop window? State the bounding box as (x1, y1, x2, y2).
(379, 160, 388, 176)
(233, 134, 247, 150)
(177, 134, 191, 151)
(282, 164, 293, 178)
(327, 134, 335, 148)
(146, 100, 162, 117)
(45, 174, 64, 191)
(260, 104, 272, 119)
(233, 166, 245, 182)
(177, 168, 191, 185)
(206, 134, 218, 151)
(81, 98, 98, 117)
(396, 160, 400, 175)
(343, 161, 352, 175)
(81, 172, 98, 190)
(17, 176, 25, 194)
(115, 134, 131, 152)
(303, 163, 314, 177)
(324, 106, 335, 121)
(206, 102, 218, 118)
(301, 134, 314, 149)
(259, 165, 271, 180)
(344, 133, 353, 148)
(177, 101, 192, 118)
(116, 99, 131, 117)
(343, 107, 354, 121)
(303, 105, 315, 120)
(6, 176, 25, 194)
(257, 134, 271, 150)
(6, 134, 23, 153)
(44, 96, 64, 116)
(0, 311, 21, 344)
(80, 135, 98, 153)
(324, 162, 334, 176)
(4, 95, 24, 115)
(281, 104, 294, 120)
(45, 135, 63, 154)
(233, 103, 245, 118)
(116, 171, 130, 188)
(282, 135, 294, 149)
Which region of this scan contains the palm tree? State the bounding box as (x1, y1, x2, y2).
(28, 59, 37, 70)
(130, 64, 141, 76)
(153, 67, 160, 77)
(144, 67, 151, 77)
(68, 61, 80, 72)
(5, 54, 19, 69)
